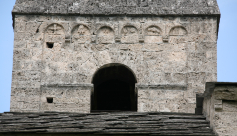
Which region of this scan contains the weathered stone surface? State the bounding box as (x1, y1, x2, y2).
(10, 0, 220, 117)
(12, 0, 220, 16)
(40, 84, 91, 113)
(214, 86, 237, 100)
(10, 15, 218, 113)
(202, 82, 237, 136)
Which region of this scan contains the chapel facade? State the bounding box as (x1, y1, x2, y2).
(10, 0, 219, 114)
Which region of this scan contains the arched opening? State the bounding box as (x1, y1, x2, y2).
(91, 63, 137, 112)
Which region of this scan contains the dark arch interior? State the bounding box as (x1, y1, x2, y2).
(91, 64, 137, 112)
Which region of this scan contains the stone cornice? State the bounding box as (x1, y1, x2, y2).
(12, 0, 220, 16)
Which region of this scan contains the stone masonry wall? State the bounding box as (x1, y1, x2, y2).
(203, 83, 237, 136)
(11, 15, 218, 113)
(40, 84, 92, 113)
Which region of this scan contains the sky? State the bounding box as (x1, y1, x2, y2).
(0, 0, 237, 113)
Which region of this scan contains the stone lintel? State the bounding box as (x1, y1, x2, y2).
(135, 84, 187, 90)
(203, 82, 237, 98)
(203, 82, 237, 111)
(41, 84, 93, 88)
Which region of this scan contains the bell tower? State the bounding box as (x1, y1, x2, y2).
(10, 0, 220, 113)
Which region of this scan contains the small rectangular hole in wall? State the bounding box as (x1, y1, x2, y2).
(47, 97, 53, 103)
(46, 42, 54, 48)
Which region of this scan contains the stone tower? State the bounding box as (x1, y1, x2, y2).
(10, 0, 220, 113)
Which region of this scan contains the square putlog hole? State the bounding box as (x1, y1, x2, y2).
(46, 42, 54, 48)
(47, 97, 53, 103)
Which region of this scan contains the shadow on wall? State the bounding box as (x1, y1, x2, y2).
(91, 63, 137, 112)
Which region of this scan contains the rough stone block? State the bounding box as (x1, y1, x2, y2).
(214, 112, 237, 127)
(215, 127, 237, 136)
(143, 44, 164, 52)
(22, 102, 40, 111)
(14, 32, 33, 41)
(14, 40, 26, 48)
(214, 86, 237, 100)
(11, 88, 41, 97)
(144, 36, 163, 43)
(27, 41, 42, 49)
(13, 49, 31, 61)
(222, 101, 237, 112)
(15, 21, 26, 32)
(40, 85, 91, 113)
